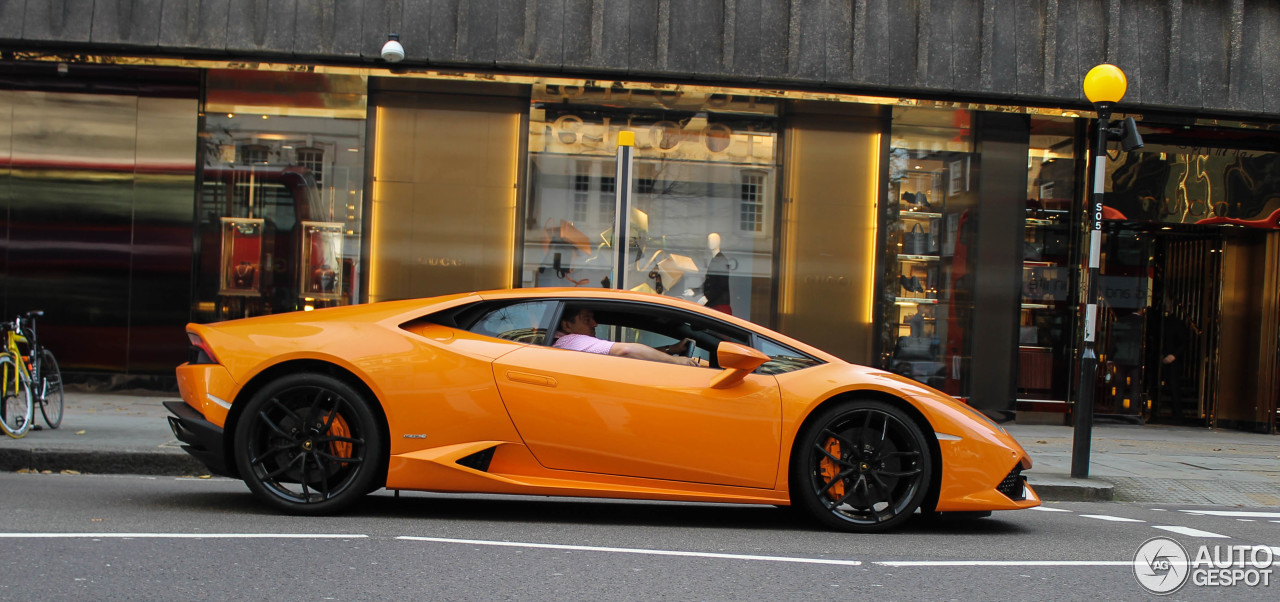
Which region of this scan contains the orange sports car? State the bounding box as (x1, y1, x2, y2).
(166, 288, 1039, 532)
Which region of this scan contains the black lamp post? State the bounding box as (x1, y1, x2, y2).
(1072, 64, 1142, 478)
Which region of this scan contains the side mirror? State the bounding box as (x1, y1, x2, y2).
(709, 342, 769, 389)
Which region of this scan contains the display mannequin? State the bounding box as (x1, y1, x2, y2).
(703, 232, 732, 315)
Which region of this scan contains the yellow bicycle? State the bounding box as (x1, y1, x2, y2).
(1, 311, 63, 438)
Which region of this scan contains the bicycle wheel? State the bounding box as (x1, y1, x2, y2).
(37, 349, 63, 429)
(0, 354, 33, 438)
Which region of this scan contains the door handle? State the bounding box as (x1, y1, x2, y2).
(505, 370, 557, 387)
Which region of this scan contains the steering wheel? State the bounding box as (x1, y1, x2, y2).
(681, 338, 697, 358)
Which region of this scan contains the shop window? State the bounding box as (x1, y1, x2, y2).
(881, 107, 977, 398)
(1018, 117, 1079, 410)
(523, 83, 779, 325)
(194, 70, 367, 322)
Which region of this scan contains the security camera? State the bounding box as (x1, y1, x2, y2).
(381, 34, 405, 63)
(1118, 117, 1144, 152)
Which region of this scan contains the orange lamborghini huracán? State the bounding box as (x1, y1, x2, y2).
(167, 288, 1038, 532)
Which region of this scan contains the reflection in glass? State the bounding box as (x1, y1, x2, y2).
(194, 71, 367, 321)
(1104, 125, 1280, 225)
(522, 84, 778, 324)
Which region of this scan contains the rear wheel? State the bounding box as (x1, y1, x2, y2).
(790, 400, 932, 533)
(37, 349, 63, 429)
(233, 373, 383, 515)
(0, 355, 33, 439)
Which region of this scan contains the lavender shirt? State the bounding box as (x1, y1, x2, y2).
(553, 333, 615, 355)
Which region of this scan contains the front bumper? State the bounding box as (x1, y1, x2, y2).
(164, 401, 234, 478)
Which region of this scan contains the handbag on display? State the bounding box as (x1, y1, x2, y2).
(903, 223, 929, 255)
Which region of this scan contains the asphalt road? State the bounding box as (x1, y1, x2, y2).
(2, 472, 1276, 600)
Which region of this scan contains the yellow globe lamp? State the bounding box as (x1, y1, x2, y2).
(1083, 64, 1128, 105)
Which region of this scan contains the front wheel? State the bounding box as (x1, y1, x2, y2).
(37, 349, 63, 429)
(790, 400, 933, 533)
(0, 355, 33, 439)
(233, 373, 383, 515)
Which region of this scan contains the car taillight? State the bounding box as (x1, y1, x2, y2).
(187, 332, 219, 365)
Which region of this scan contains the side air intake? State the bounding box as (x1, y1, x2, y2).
(456, 446, 496, 472)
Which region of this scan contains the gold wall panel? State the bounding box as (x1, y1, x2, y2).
(1215, 233, 1271, 426)
(779, 114, 880, 363)
(371, 94, 521, 302)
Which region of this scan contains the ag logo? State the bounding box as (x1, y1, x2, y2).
(1133, 536, 1190, 595)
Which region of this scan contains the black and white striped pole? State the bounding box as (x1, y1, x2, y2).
(1072, 64, 1131, 479)
(612, 131, 636, 290)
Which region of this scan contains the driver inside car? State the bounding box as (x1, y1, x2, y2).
(552, 306, 702, 367)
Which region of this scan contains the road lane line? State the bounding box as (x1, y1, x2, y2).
(875, 560, 1132, 567)
(1180, 510, 1280, 519)
(1029, 506, 1072, 512)
(0, 533, 368, 539)
(397, 536, 862, 566)
(1152, 526, 1229, 538)
(1079, 514, 1144, 522)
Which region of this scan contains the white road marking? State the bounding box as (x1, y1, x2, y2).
(876, 561, 1131, 567)
(1079, 514, 1144, 523)
(1029, 506, 1072, 512)
(1181, 510, 1280, 519)
(398, 536, 862, 566)
(0, 533, 367, 539)
(1152, 526, 1229, 538)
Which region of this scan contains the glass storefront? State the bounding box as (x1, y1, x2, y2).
(882, 107, 978, 397)
(522, 84, 779, 325)
(193, 70, 367, 321)
(1018, 117, 1080, 406)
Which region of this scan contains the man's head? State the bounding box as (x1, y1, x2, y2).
(559, 306, 598, 336)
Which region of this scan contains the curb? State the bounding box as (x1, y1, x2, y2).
(1028, 475, 1115, 502)
(0, 448, 207, 476)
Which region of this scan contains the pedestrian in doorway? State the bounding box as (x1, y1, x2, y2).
(1152, 309, 1191, 421)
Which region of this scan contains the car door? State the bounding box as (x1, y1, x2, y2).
(493, 330, 782, 489)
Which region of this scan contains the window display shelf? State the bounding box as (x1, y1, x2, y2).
(895, 297, 939, 305)
(901, 210, 942, 219)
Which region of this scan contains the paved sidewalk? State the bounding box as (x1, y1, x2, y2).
(3, 391, 1279, 507)
(1007, 423, 1280, 507)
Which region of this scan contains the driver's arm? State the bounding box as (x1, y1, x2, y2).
(609, 342, 701, 366)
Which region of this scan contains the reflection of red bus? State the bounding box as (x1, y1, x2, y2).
(196, 165, 340, 321)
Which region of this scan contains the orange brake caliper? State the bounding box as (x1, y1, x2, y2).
(819, 438, 845, 500)
(327, 414, 353, 464)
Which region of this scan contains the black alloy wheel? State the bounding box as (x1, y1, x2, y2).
(790, 400, 932, 533)
(233, 373, 383, 515)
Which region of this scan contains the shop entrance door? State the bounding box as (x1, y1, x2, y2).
(1147, 230, 1222, 426)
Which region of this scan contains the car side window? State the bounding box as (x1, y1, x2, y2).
(468, 301, 555, 344)
(754, 337, 823, 375)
